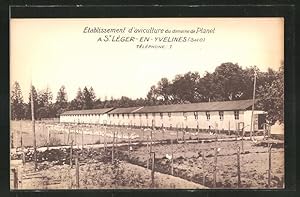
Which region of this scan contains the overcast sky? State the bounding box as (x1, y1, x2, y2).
(10, 18, 284, 102)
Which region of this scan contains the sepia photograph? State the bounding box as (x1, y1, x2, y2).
(10, 17, 284, 190)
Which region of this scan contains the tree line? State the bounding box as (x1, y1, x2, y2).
(11, 62, 283, 124)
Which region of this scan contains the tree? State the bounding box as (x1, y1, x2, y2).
(256, 66, 284, 124)
(11, 81, 25, 120)
(36, 87, 53, 119)
(69, 88, 84, 110)
(55, 85, 68, 116)
(82, 86, 95, 109)
(208, 63, 249, 101)
(147, 85, 160, 105)
(26, 85, 39, 120)
(171, 72, 201, 103)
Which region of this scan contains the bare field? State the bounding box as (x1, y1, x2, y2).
(10, 120, 233, 148)
(10, 120, 284, 189)
(117, 140, 284, 188)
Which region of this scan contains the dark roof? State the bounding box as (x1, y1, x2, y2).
(135, 99, 256, 113)
(108, 106, 143, 114)
(60, 99, 258, 116)
(61, 108, 114, 115)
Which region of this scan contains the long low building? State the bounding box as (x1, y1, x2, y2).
(60, 99, 266, 132)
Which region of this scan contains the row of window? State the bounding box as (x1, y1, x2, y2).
(107, 111, 240, 120)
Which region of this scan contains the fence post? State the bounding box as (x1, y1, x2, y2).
(162, 123, 165, 140)
(12, 168, 18, 189)
(150, 152, 155, 188)
(213, 147, 218, 188)
(176, 127, 179, 142)
(67, 127, 70, 145)
(146, 136, 149, 169)
(171, 139, 174, 175)
(75, 156, 79, 189)
(112, 130, 115, 163)
(268, 144, 272, 188)
(104, 125, 107, 152)
(241, 128, 244, 153)
(70, 140, 73, 168)
(128, 132, 131, 156)
(81, 128, 84, 150)
(98, 125, 101, 145)
(150, 129, 153, 153)
(237, 146, 241, 188)
(202, 151, 206, 185)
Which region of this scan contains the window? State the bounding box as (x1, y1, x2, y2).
(183, 112, 187, 120)
(168, 112, 172, 118)
(219, 111, 224, 121)
(117, 114, 119, 118)
(108, 114, 110, 118)
(133, 114, 135, 118)
(139, 113, 142, 117)
(194, 112, 198, 120)
(152, 113, 156, 117)
(146, 113, 148, 119)
(122, 114, 124, 118)
(234, 111, 239, 120)
(112, 114, 115, 117)
(206, 112, 210, 120)
(160, 113, 163, 119)
(127, 114, 129, 118)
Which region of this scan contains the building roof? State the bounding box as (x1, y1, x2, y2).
(108, 106, 143, 114)
(61, 108, 114, 115)
(60, 99, 258, 116)
(135, 99, 256, 113)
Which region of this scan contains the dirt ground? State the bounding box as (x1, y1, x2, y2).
(14, 160, 207, 189)
(117, 139, 284, 189)
(10, 120, 284, 189)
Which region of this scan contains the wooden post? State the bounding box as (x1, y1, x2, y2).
(213, 147, 217, 188)
(146, 136, 149, 169)
(268, 144, 272, 188)
(171, 139, 174, 175)
(12, 168, 18, 189)
(241, 127, 244, 153)
(228, 121, 231, 135)
(150, 129, 153, 153)
(75, 124, 78, 147)
(75, 156, 79, 189)
(162, 123, 165, 140)
(63, 126, 66, 145)
(176, 127, 179, 142)
(81, 128, 84, 150)
(70, 140, 73, 168)
(30, 84, 37, 171)
(202, 151, 206, 185)
(67, 127, 70, 145)
(112, 130, 115, 163)
(98, 125, 101, 144)
(104, 125, 107, 151)
(182, 130, 185, 143)
(237, 146, 241, 188)
(128, 132, 130, 156)
(150, 152, 155, 188)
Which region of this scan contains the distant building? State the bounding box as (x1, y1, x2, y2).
(60, 108, 114, 124)
(60, 99, 266, 132)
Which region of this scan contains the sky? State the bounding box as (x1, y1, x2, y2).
(10, 18, 284, 102)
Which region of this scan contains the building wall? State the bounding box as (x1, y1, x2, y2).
(60, 110, 265, 131)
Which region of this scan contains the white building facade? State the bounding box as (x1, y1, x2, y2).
(60, 100, 266, 132)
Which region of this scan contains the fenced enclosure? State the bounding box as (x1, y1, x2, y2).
(10, 120, 284, 189)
